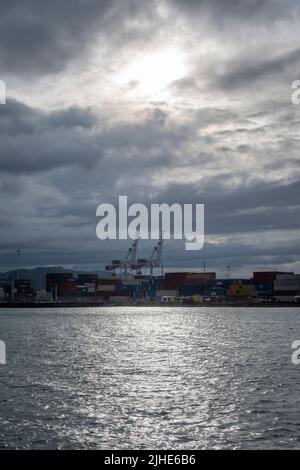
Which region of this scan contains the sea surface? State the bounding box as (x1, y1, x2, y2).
(0, 306, 300, 450)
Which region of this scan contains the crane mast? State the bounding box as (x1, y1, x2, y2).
(105, 232, 164, 278)
(105, 237, 140, 277)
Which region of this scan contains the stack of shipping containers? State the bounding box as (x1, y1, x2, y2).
(46, 273, 79, 299)
(252, 271, 293, 300)
(96, 278, 119, 302)
(77, 273, 97, 297)
(0, 281, 11, 300)
(226, 280, 256, 300)
(182, 272, 217, 297)
(273, 273, 300, 301)
(14, 279, 34, 300)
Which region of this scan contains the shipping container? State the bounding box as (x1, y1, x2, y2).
(97, 278, 121, 286)
(116, 284, 139, 292)
(96, 291, 110, 296)
(275, 296, 296, 302)
(231, 279, 252, 286)
(161, 296, 177, 303)
(156, 289, 179, 297)
(110, 291, 133, 297)
(163, 273, 187, 289)
(165, 272, 189, 279)
(214, 279, 232, 288)
(181, 286, 204, 296)
(253, 271, 291, 284)
(82, 282, 96, 288)
(274, 274, 300, 293)
(185, 272, 216, 281)
(182, 278, 213, 286)
(274, 290, 298, 296)
(14, 279, 31, 288)
(255, 283, 273, 291)
(78, 273, 98, 283)
(97, 285, 115, 292)
(121, 279, 140, 286)
(203, 288, 226, 296)
(226, 284, 256, 297)
(109, 296, 131, 303)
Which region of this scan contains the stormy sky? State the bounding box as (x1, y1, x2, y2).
(0, 0, 300, 277)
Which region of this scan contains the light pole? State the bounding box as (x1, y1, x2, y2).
(16, 250, 21, 281)
(227, 265, 231, 280)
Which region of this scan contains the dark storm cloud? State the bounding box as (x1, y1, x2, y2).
(0, 0, 108, 75)
(0, 99, 101, 173)
(1, 95, 297, 230)
(0, 99, 97, 135)
(146, 178, 300, 235)
(0, 0, 154, 76)
(0, 100, 190, 175)
(0, 93, 299, 274)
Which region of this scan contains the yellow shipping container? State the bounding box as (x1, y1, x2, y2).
(226, 285, 256, 297)
(192, 295, 204, 304)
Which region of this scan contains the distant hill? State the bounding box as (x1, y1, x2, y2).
(0, 267, 110, 290)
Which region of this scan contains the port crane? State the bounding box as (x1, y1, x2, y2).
(105, 232, 164, 278)
(136, 231, 164, 277)
(105, 237, 140, 276)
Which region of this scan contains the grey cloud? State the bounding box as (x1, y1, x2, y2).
(194, 107, 238, 127)
(47, 107, 98, 129)
(1, 1, 300, 273)
(0, 130, 102, 174)
(0, 100, 97, 135)
(146, 178, 300, 236)
(169, 77, 199, 92)
(0, 0, 110, 75)
(170, 0, 300, 22)
(0, 99, 191, 176)
(0, 100, 101, 173)
(0, 0, 156, 77)
(216, 47, 300, 90)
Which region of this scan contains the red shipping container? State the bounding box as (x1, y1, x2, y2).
(252, 272, 290, 284)
(97, 278, 121, 286)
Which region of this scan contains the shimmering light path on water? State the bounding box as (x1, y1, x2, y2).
(0, 307, 300, 449)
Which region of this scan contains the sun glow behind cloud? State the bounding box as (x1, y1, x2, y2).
(117, 47, 186, 100)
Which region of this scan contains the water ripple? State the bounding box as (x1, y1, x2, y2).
(0, 306, 300, 449)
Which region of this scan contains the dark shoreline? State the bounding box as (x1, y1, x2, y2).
(0, 302, 300, 308)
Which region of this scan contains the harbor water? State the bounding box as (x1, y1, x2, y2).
(0, 306, 300, 449)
